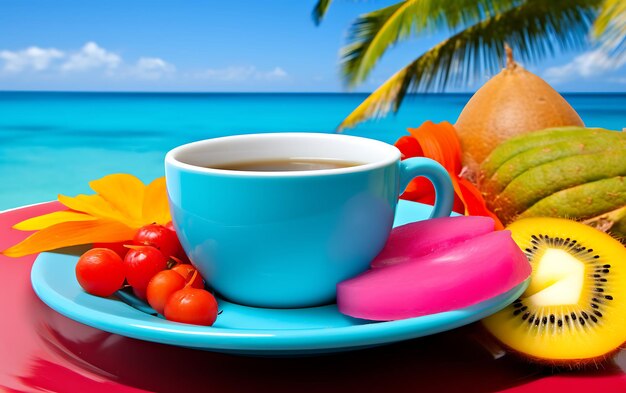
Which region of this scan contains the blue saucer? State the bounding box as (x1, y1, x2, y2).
(31, 200, 528, 356)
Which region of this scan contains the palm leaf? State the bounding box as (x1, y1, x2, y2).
(313, 0, 333, 25)
(341, 0, 521, 86)
(593, 0, 626, 55)
(338, 0, 601, 130)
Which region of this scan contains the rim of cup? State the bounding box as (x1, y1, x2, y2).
(165, 132, 401, 177)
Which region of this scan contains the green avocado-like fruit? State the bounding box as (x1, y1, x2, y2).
(480, 127, 626, 240)
(480, 132, 626, 197)
(479, 127, 616, 182)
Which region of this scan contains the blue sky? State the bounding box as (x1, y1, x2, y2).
(0, 0, 624, 92)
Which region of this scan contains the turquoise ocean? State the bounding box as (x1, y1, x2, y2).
(1, 92, 624, 210)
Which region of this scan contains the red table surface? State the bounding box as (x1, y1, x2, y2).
(1, 203, 626, 393)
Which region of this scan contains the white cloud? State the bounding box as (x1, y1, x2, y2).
(0, 46, 64, 72)
(131, 57, 176, 79)
(0, 42, 180, 87)
(196, 66, 288, 82)
(0, 42, 293, 88)
(544, 48, 626, 83)
(199, 66, 255, 81)
(61, 42, 121, 72)
(264, 67, 287, 80)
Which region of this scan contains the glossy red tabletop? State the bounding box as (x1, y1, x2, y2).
(2, 202, 626, 393)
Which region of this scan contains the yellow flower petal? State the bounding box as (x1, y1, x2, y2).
(142, 177, 172, 225)
(2, 219, 136, 258)
(13, 210, 96, 231)
(89, 174, 145, 224)
(58, 194, 129, 224)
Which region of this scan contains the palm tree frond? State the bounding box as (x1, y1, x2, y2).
(593, 0, 626, 55)
(338, 0, 601, 130)
(341, 0, 521, 86)
(340, 68, 409, 130)
(313, 0, 333, 25)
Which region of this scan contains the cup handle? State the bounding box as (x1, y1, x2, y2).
(399, 157, 455, 219)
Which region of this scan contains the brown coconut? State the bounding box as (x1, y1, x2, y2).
(455, 44, 585, 177)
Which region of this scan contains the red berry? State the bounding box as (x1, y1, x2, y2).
(171, 264, 204, 289)
(146, 270, 186, 314)
(123, 245, 167, 292)
(133, 286, 147, 301)
(170, 255, 190, 266)
(134, 223, 181, 259)
(164, 287, 218, 326)
(76, 248, 125, 297)
(165, 221, 189, 261)
(93, 241, 129, 259)
(173, 252, 192, 265)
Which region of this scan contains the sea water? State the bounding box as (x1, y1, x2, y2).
(0, 92, 624, 210)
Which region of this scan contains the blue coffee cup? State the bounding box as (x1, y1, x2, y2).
(165, 133, 454, 308)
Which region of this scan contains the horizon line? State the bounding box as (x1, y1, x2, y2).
(1, 90, 625, 95)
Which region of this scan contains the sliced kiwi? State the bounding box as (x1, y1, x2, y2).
(482, 217, 626, 365)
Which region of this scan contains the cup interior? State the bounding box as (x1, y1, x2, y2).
(166, 133, 400, 176)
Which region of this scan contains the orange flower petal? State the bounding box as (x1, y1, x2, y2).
(401, 176, 466, 214)
(2, 219, 136, 258)
(13, 210, 96, 231)
(447, 177, 468, 215)
(456, 177, 504, 229)
(449, 176, 466, 212)
(142, 177, 172, 225)
(406, 121, 462, 174)
(5, 174, 177, 258)
(89, 174, 145, 225)
(401, 177, 437, 206)
(397, 121, 501, 223)
(395, 135, 423, 159)
(58, 194, 129, 223)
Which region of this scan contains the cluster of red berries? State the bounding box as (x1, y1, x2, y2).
(75, 223, 218, 326)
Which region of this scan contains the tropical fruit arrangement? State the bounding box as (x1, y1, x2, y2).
(2, 46, 625, 368)
(393, 47, 626, 367)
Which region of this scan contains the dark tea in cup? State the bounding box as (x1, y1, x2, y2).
(210, 158, 363, 172)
